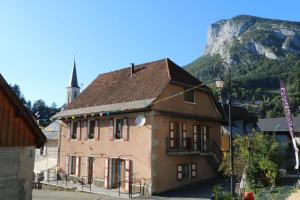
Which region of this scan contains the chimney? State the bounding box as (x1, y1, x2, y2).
(130, 63, 135, 76)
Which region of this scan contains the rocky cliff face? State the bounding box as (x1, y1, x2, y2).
(203, 15, 300, 61)
(185, 15, 300, 118)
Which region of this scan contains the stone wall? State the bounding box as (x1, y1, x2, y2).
(0, 146, 35, 200)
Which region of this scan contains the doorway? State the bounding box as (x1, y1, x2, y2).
(110, 159, 125, 190)
(87, 157, 94, 184)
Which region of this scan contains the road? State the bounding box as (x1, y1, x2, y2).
(33, 178, 226, 200)
(32, 190, 122, 200)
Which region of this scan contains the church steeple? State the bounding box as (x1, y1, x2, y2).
(67, 59, 80, 104)
(69, 60, 79, 88)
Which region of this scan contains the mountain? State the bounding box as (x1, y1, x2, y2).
(185, 15, 300, 117)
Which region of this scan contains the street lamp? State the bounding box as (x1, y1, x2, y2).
(214, 61, 234, 196)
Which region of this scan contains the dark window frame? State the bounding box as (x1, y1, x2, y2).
(71, 121, 77, 139)
(184, 88, 195, 103)
(70, 156, 76, 175)
(88, 120, 95, 139)
(40, 145, 45, 155)
(115, 118, 123, 140)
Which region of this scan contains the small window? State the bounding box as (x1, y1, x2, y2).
(40, 145, 45, 156)
(70, 156, 76, 175)
(184, 88, 195, 103)
(177, 163, 190, 180)
(182, 164, 190, 179)
(115, 119, 123, 139)
(88, 120, 95, 139)
(71, 121, 77, 139)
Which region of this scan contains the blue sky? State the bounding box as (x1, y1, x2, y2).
(1, 0, 299, 106)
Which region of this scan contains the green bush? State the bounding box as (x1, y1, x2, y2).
(212, 184, 234, 200)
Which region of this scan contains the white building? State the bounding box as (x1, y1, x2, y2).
(34, 120, 61, 180)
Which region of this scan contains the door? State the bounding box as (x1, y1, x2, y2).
(110, 159, 126, 190)
(87, 157, 94, 184)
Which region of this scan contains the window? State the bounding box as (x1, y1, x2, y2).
(115, 119, 123, 139)
(88, 120, 95, 139)
(184, 88, 195, 103)
(71, 121, 77, 139)
(40, 145, 46, 156)
(182, 164, 190, 179)
(177, 163, 190, 180)
(70, 156, 76, 175)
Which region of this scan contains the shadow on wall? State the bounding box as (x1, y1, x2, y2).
(155, 177, 228, 199)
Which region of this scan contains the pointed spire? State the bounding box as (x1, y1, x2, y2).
(68, 58, 79, 88)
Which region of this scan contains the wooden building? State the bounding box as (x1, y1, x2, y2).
(0, 74, 46, 200)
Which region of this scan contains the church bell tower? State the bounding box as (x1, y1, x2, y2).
(67, 59, 80, 104)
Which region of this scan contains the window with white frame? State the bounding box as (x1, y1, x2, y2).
(70, 156, 76, 175)
(184, 88, 195, 103)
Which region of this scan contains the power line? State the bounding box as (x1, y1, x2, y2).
(152, 80, 215, 105)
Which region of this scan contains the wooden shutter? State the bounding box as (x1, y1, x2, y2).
(76, 121, 81, 140)
(65, 156, 69, 175)
(67, 122, 71, 140)
(169, 121, 175, 148)
(203, 126, 208, 151)
(95, 120, 100, 141)
(109, 119, 114, 141)
(75, 156, 80, 176)
(191, 163, 196, 178)
(83, 121, 88, 141)
(177, 164, 182, 180)
(78, 157, 81, 176)
(125, 159, 132, 192)
(122, 118, 129, 141)
(182, 122, 187, 148)
(104, 158, 110, 188)
(193, 125, 198, 151)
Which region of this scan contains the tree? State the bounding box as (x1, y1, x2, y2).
(219, 131, 280, 191)
(10, 84, 61, 127)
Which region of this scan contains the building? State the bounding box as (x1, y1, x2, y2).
(53, 58, 224, 194)
(257, 117, 300, 145)
(219, 104, 258, 151)
(0, 74, 46, 200)
(34, 120, 61, 181)
(257, 117, 300, 170)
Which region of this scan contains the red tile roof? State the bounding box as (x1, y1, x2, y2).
(66, 58, 206, 110)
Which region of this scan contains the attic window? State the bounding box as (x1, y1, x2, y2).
(184, 88, 195, 103)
